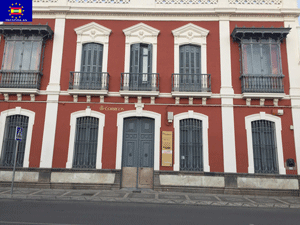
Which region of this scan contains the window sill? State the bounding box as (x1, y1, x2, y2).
(0, 88, 40, 95)
(67, 89, 108, 96)
(119, 90, 159, 97)
(242, 93, 285, 99)
(171, 91, 212, 98)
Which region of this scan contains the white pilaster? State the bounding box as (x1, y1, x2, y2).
(40, 17, 66, 168)
(219, 18, 237, 173)
(285, 17, 300, 174)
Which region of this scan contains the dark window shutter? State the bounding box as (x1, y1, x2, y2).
(81, 43, 103, 73)
(130, 43, 140, 74)
(179, 44, 201, 74)
(147, 44, 152, 74)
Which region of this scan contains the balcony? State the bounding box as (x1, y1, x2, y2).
(0, 71, 42, 94)
(120, 73, 159, 96)
(171, 73, 212, 98)
(240, 74, 285, 99)
(68, 72, 109, 96)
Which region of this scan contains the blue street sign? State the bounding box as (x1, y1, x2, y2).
(15, 126, 23, 141)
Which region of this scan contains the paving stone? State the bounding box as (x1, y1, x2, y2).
(248, 198, 281, 204)
(31, 190, 67, 196)
(227, 203, 244, 207)
(95, 192, 126, 198)
(188, 195, 219, 201)
(10, 189, 40, 195)
(64, 191, 98, 197)
(242, 203, 258, 208)
(212, 202, 228, 206)
(257, 204, 275, 208)
(290, 204, 300, 208)
(128, 193, 155, 199)
(274, 204, 290, 208)
(278, 198, 300, 204)
(158, 194, 186, 200)
(196, 201, 213, 205)
(218, 196, 252, 203)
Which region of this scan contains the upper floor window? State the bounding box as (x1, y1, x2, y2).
(120, 23, 160, 94)
(2, 36, 42, 71)
(0, 24, 53, 91)
(231, 27, 290, 95)
(69, 22, 111, 93)
(172, 24, 211, 95)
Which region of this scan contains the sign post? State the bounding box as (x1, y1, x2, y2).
(11, 126, 22, 196)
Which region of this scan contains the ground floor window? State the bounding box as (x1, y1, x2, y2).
(252, 120, 278, 174)
(180, 118, 203, 171)
(73, 116, 99, 169)
(0, 115, 28, 167)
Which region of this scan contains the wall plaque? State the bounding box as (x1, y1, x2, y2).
(161, 131, 173, 167)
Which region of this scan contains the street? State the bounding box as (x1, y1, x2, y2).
(0, 199, 300, 225)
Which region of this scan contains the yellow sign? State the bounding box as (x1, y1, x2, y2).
(99, 105, 124, 111)
(161, 131, 173, 167)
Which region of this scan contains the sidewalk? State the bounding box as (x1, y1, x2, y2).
(0, 187, 300, 209)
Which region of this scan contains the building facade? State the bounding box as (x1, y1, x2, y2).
(0, 0, 300, 194)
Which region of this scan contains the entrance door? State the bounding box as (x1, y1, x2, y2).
(122, 117, 154, 189)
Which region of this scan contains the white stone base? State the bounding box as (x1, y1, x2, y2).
(237, 177, 299, 190)
(159, 175, 225, 187)
(0, 171, 39, 182)
(51, 172, 115, 184)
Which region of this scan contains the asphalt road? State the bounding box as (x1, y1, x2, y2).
(0, 199, 300, 225)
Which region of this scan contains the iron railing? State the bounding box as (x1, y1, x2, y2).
(120, 73, 159, 91)
(69, 72, 109, 90)
(240, 74, 284, 93)
(0, 71, 42, 89)
(172, 73, 211, 92)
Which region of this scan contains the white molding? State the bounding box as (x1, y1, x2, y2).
(123, 23, 160, 74)
(173, 111, 210, 172)
(115, 109, 161, 171)
(74, 22, 111, 73)
(171, 91, 212, 98)
(0, 88, 39, 95)
(172, 23, 209, 75)
(119, 90, 159, 97)
(245, 113, 286, 175)
(67, 89, 108, 96)
(242, 93, 285, 99)
(0, 107, 35, 168)
(66, 109, 105, 169)
(40, 18, 66, 168)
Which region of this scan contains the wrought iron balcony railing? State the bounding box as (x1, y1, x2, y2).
(0, 71, 42, 89)
(120, 73, 159, 92)
(69, 72, 109, 90)
(172, 73, 211, 92)
(240, 74, 284, 93)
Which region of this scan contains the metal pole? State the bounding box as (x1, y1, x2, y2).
(10, 141, 19, 196)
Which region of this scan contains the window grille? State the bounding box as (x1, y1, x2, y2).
(251, 120, 279, 174)
(180, 119, 203, 171)
(73, 116, 99, 169)
(0, 115, 28, 167)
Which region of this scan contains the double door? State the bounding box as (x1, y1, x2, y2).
(122, 117, 154, 189)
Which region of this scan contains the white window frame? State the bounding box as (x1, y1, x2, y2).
(0, 107, 35, 168)
(245, 112, 286, 175)
(66, 108, 105, 169)
(74, 22, 111, 83)
(115, 108, 161, 171)
(121, 23, 160, 94)
(173, 110, 210, 172)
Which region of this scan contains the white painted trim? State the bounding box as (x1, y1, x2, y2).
(0, 107, 35, 168)
(173, 111, 210, 172)
(123, 23, 160, 74)
(172, 23, 209, 75)
(0, 88, 39, 95)
(242, 93, 285, 99)
(40, 18, 66, 168)
(74, 22, 111, 73)
(66, 108, 105, 169)
(245, 112, 286, 175)
(115, 109, 161, 171)
(119, 90, 159, 97)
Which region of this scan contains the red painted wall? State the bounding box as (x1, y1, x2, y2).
(60, 20, 220, 96)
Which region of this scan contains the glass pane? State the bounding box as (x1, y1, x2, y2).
(242, 44, 252, 74)
(262, 44, 271, 75)
(29, 41, 42, 71)
(2, 41, 14, 70)
(22, 41, 32, 70)
(271, 44, 280, 75)
(12, 41, 23, 70)
(252, 44, 261, 75)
